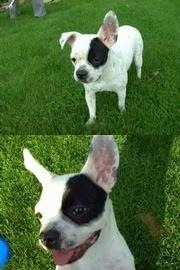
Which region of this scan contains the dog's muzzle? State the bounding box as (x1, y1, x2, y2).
(40, 229, 61, 250)
(76, 68, 88, 83)
(40, 229, 101, 266)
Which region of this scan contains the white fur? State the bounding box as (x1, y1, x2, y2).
(59, 11, 143, 125)
(56, 200, 135, 270)
(23, 136, 135, 270)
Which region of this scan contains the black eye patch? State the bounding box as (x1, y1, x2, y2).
(61, 174, 107, 225)
(88, 37, 109, 68)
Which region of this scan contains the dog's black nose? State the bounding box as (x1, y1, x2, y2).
(40, 229, 60, 250)
(76, 69, 88, 81)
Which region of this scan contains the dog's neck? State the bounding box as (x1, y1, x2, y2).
(84, 49, 124, 90)
(96, 198, 120, 245)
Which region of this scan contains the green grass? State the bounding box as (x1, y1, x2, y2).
(0, 135, 179, 269)
(0, 0, 179, 134)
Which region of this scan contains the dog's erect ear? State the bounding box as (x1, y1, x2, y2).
(97, 10, 119, 48)
(81, 135, 119, 193)
(23, 149, 53, 187)
(59, 32, 80, 49)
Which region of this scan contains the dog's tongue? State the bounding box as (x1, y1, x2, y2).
(52, 232, 100, 266)
(53, 250, 75, 266)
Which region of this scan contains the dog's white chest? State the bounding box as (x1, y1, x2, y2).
(84, 59, 127, 94)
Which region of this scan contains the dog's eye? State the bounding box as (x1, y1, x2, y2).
(93, 57, 100, 64)
(65, 205, 93, 224)
(71, 57, 76, 63)
(72, 206, 88, 217)
(35, 212, 42, 219)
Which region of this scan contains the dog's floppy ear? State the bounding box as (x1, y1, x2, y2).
(97, 10, 119, 48)
(81, 135, 119, 193)
(23, 149, 53, 187)
(59, 31, 80, 49)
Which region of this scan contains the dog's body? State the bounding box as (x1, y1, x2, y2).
(23, 136, 135, 270)
(60, 11, 143, 125)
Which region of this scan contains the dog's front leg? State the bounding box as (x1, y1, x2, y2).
(85, 89, 96, 126)
(117, 85, 127, 112)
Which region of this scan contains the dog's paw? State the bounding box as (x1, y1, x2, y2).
(85, 118, 96, 126)
(118, 105, 126, 112)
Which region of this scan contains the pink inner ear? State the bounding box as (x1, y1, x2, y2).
(68, 34, 76, 45)
(98, 13, 119, 48)
(82, 136, 119, 192)
(104, 32, 116, 47)
(99, 25, 117, 48)
(97, 165, 118, 186)
(93, 147, 118, 190)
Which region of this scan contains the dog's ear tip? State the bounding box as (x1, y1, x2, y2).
(93, 135, 114, 142)
(23, 148, 33, 167)
(23, 148, 30, 157)
(23, 148, 28, 157)
(59, 37, 65, 49)
(108, 10, 115, 14)
(105, 10, 116, 17)
(60, 44, 64, 50)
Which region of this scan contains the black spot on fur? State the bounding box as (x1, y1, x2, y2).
(61, 174, 107, 225)
(88, 38, 109, 68)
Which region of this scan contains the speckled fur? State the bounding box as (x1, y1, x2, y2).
(60, 11, 143, 125)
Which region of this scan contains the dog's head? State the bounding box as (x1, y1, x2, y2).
(59, 11, 119, 84)
(23, 136, 119, 266)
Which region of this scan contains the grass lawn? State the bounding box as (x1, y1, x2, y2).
(0, 135, 179, 269)
(0, 0, 179, 134)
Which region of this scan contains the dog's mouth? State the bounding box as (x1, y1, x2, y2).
(79, 75, 101, 84)
(78, 78, 89, 84)
(76, 75, 101, 84)
(52, 230, 101, 266)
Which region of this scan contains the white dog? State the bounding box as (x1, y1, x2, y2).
(59, 11, 143, 125)
(23, 136, 135, 270)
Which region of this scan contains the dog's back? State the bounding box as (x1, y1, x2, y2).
(114, 26, 143, 76)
